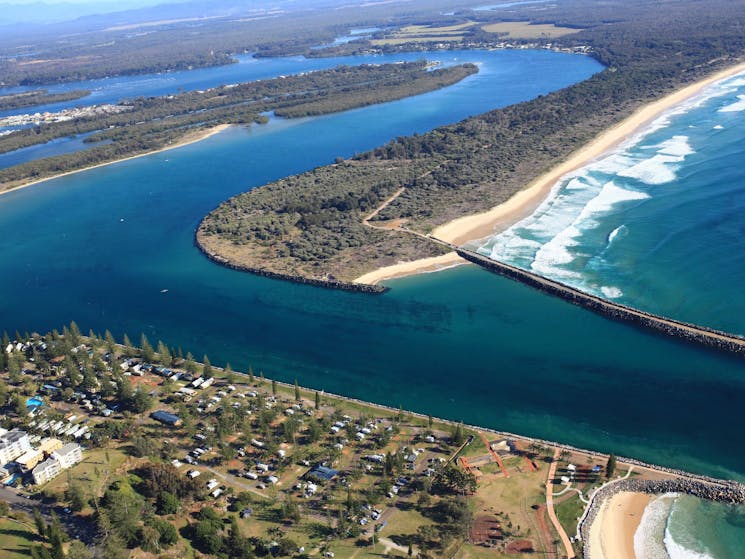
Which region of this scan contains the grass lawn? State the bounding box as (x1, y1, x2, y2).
(555, 493, 586, 539)
(0, 517, 41, 559)
(43, 447, 128, 496)
(481, 21, 580, 38)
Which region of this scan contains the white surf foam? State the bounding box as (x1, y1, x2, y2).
(607, 224, 627, 245)
(713, 124, 724, 130)
(600, 286, 623, 298)
(718, 94, 745, 113)
(634, 493, 677, 559)
(618, 136, 693, 185)
(664, 529, 714, 559)
(656, 135, 695, 157)
(530, 182, 648, 279)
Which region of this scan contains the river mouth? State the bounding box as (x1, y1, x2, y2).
(7, 49, 745, 481)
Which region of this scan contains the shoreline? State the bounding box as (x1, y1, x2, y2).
(353, 251, 465, 285)
(588, 491, 651, 559)
(357, 59, 745, 284)
(0, 123, 232, 198)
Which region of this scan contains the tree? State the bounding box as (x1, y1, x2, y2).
(294, 379, 300, 401)
(156, 341, 171, 365)
(66, 540, 93, 559)
(272, 379, 277, 395)
(104, 330, 117, 354)
(65, 480, 88, 512)
(451, 422, 465, 446)
(202, 355, 213, 378)
(33, 508, 46, 536)
(225, 363, 235, 384)
(606, 453, 617, 479)
(248, 366, 255, 383)
(69, 321, 81, 346)
(139, 525, 161, 553)
(184, 352, 197, 374)
(122, 334, 134, 356)
(156, 491, 180, 515)
(140, 334, 154, 361)
(315, 391, 320, 410)
(428, 415, 433, 429)
(148, 517, 178, 547)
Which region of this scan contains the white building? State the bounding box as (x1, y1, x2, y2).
(52, 443, 83, 469)
(0, 430, 31, 466)
(32, 458, 62, 485)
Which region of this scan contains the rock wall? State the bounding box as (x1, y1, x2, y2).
(457, 248, 745, 357)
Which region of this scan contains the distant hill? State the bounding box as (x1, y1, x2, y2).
(0, 0, 343, 27)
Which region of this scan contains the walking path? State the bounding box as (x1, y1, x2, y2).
(362, 187, 406, 226)
(478, 430, 509, 478)
(546, 448, 576, 558)
(513, 439, 538, 471)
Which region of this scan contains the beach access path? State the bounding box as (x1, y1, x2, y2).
(547, 448, 576, 558)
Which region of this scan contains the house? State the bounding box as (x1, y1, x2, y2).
(52, 443, 83, 469)
(151, 410, 182, 426)
(307, 465, 338, 482)
(32, 458, 62, 485)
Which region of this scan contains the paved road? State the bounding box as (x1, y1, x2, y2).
(0, 486, 98, 545)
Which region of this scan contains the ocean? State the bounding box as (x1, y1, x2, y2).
(477, 70, 745, 335)
(634, 493, 745, 559)
(476, 69, 745, 559)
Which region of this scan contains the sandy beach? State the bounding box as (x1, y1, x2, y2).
(432, 60, 745, 246)
(0, 123, 231, 198)
(354, 251, 465, 284)
(355, 60, 745, 283)
(588, 491, 651, 559)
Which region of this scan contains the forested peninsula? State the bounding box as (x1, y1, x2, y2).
(197, 0, 745, 284)
(0, 89, 90, 111)
(0, 62, 476, 190)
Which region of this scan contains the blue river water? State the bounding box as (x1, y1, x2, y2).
(0, 48, 565, 119)
(2, 48, 745, 505)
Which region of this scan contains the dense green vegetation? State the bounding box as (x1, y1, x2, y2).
(0, 90, 90, 111)
(199, 0, 745, 283)
(0, 62, 476, 189)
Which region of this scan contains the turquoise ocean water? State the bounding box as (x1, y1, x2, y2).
(2, 50, 745, 554)
(478, 71, 745, 558)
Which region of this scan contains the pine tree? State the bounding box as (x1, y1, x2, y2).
(140, 334, 154, 361)
(272, 379, 277, 396)
(225, 363, 235, 384)
(294, 380, 300, 401)
(606, 453, 617, 479)
(315, 391, 320, 410)
(202, 356, 213, 379)
(248, 366, 255, 383)
(156, 341, 171, 365)
(104, 330, 116, 353)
